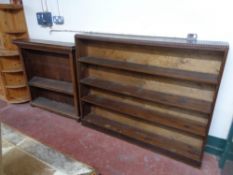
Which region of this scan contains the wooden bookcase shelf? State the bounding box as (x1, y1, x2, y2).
(31, 97, 76, 119)
(81, 94, 207, 136)
(1, 68, 23, 73)
(0, 50, 19, 56)
(83, 113, 203, 161)
(0, 33, 27, 50)
(29, 76, 73, 95)
(79, 57, 218, 85)
(80, 77, 212, 114)
(0, 4, 23, 10)
(14, 39, 79, 119)
(76, 32, 229, 166)
(5, 84, 27, 88)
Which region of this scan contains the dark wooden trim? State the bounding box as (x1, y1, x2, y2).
(69, 50, 80, 117)
(75, 39, 90, 119)
(14, 39, 75, 54)
(17, 47, 32, 101)
(200, 47, 229, 161)
(75, 32, 229, 51)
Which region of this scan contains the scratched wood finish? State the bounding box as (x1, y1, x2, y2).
(76, 33, 228, 166)
(14, 39, 80, 119)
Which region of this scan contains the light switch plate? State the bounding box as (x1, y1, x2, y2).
(53, 16, 64, 25)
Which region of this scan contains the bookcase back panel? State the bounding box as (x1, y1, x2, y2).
(23, 50, 71, 82)
(91, 106, 202, 160)
(85, 41, 223, 74)
(31, 87, 74, 106)
(88, 66, 215, 102)
(92, 106, 202, 146)
(90, 89, 208, 124)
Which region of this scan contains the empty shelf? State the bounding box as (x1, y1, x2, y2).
(9, 96, 30, 104)
(1, 68, 23, 73)
(79, 57, 218, 85)
(82, 95, 207, 136)
(31, 97, 77, 119)
(0, 49, 19, 57)
(5, 84, 27, 88)
(29, 77, 73, 95)
(80, 77, 212, 114)
(83, 113, 202, 163)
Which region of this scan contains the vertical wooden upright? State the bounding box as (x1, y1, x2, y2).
(0, 4, 29, 103)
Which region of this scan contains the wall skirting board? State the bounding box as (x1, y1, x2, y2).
(205, 135, 233, 167)
(205, 136, 227, 156)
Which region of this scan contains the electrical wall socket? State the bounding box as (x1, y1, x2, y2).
(36, 12, 53, 27)
(53, 16, 64, 25)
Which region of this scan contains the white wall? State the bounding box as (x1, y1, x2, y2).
(22, 0, 233, 139)
(0, 0, 10, 4)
